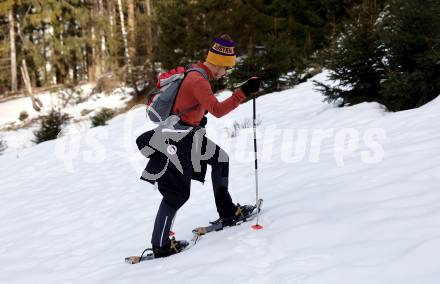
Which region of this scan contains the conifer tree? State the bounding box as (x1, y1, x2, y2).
(380, 0, 440, 111)
(315, 1, 386, 106)
(316, 0, 440, 111)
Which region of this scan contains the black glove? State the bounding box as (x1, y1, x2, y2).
(199, 116, 208, 127)
(240, 77, 261, 96)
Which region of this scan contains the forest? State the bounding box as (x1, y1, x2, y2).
(0, 0, 438, 111)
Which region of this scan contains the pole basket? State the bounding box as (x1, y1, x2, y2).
(251, 224, 264, 230)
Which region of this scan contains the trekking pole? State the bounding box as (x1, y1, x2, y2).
(251, 91, 263, 230)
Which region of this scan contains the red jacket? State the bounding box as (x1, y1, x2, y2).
(172, 62, 246, 126)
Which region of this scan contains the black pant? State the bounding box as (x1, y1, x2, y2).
(151, 136, 236, 247)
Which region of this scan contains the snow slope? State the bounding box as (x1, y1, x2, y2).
(0, 85, 132, 153)
(1, 72, 440, 284)
(0, 84, 95, 126)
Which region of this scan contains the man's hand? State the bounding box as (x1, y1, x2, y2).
(199, 116, 208, 127)
(240, 77, 261, 96)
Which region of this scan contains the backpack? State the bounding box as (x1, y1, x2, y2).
(146, 65, 208, 125)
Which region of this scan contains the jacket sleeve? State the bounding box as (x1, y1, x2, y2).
(191, 77, 246, 118)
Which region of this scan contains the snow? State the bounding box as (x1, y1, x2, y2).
(0, 85, 133, 153)
(1, 71, 440, 283)
(0, 84, 92, 126)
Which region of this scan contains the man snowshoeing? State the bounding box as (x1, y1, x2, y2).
(139, 34, 261, 258)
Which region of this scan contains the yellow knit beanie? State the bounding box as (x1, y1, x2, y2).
(206, 35, 236, 67)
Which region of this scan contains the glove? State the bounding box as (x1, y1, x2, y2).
(240, 77, 261, 96)
(199, 116, 208, 127)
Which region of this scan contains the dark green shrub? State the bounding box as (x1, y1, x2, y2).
(33, 109, 70, 144)
(19, 111, 29, 121)
(0, 136, 7, 155)
(91, 108, 115, 127)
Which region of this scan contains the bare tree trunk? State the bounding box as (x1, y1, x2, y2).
(21, 59, 43, 111)
(145, 0, 153, 59)
(127, 0, 136, 62)
(247, 34, 254, 57)
(304, 30, 312, 57)
(89, 3, 101, 81)
(108, 0, 115, 40)
(117, 0, 132, 78)
(42, 27, 48, 83)
(107, 0, 117, 72)
(8, 10, 18, 93)
(145, 0, 157, 87)
(44, 8, 57, 85)
(58, 17, 68, 84)
(90, 23, 97, 81)
(98, 0, 107, 73)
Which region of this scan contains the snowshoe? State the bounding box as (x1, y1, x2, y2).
(193, 199, 263, 236)
(125, 237, 189, 264)
(153, 237, 189, 258)
(210, 203, 258, 227)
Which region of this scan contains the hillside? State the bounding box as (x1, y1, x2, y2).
(1, 72, 440, 283)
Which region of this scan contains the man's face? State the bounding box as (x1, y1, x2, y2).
(213, 65, 232, 80)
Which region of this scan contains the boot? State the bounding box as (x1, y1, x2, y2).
(152, 237, 189, 258)
(215, 203, 257, 227)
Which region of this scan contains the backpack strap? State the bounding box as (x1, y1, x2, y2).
(185, 66, 209, 80)
(174, 65, 209, 117)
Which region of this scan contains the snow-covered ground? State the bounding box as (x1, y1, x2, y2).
(0, 84, 98, 126)
(0, 85, 133, 153)
(1, 72, 440, 283)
